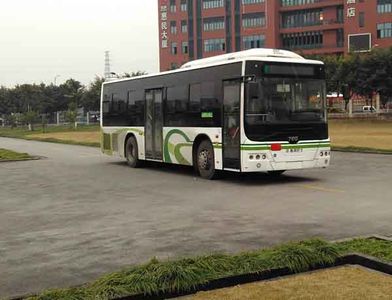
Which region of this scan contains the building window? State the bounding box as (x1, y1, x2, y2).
(281, 0, 317, 6)
(182, 41, 189, 54)
(359, 12, 365, 28)
(337, 28, 344, 47)
(203, 0, 224, 9)
(377, 0, 392, 14)
(171, 42, 178, 55)
(243, 35, 265, 49)
(337, 6, 344, 23)
(180, 0, 187, 11)
(204, 38, 226, 52)
(170, 0, 176, 12)
(377, 22, 392, 38)
(282, 31, 323, 49)
(203, 17, 225, 31)
(170, 21, 177, 34)
(181, 20, 188, 33)
(282, 9, 323, 28)
(242, 13, 266, 28)
(242, 0, 264, 4)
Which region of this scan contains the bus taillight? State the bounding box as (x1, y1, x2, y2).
(271, 144, 282, 151)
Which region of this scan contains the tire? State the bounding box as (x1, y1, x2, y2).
(125, 136, 143, 168)
(196, 140, 217, 180)
(268, 170, 286, 177)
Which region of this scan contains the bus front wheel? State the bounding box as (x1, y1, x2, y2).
(125, 136, 143, 168)
(197, 140, 217, 180)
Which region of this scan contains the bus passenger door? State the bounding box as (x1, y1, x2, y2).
(145, 89, 163, 160)
(223, 80, 241, 170)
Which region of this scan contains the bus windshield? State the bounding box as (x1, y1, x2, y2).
(245, 78, 326, 124)
(244, 76, 328, 142)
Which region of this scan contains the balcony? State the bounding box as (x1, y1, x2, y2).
(281, 45, 344, 57)
(294, 46, 345, 55)
(280, 19, 343, 34)
(280, 0, 344, 12)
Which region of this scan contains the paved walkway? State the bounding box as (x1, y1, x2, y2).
(1, 137, 391, 297)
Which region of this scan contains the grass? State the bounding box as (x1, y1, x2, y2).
(335, 238, 392, 262)
(22, 238, 392, 300)
(0, 148, 32, 161)
(188, 266, 392, 300)
(27, 131, 100, 146)
(0, 125, 100, 147)
(329, 119, 392, 153)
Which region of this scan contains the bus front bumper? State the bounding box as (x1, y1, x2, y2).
(241, 148, 331, 172)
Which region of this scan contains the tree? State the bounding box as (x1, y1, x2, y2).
(80, 77, 105, 111)
(4, 114, 17, 128)
(65, 102, 78, 129)
(338, 53, 362, 109)
(0, 86, 11, 115)
(61, 79, 84, 108)
(122, 71, 147, 78)
(23, 110, 38, 131)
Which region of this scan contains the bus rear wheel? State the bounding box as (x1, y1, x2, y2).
(125, 136, 143, 168)
(196, 140, 217, 180)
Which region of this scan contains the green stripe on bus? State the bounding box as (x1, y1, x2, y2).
(174, 143, 192, 165)
(164, 129, 192, 163)
(241, 143, 331, 151)
(241, 146, 270, 151)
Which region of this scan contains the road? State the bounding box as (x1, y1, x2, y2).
(1, 137, 391, 297)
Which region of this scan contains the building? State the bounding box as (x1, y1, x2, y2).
(158, 0, 392, 71)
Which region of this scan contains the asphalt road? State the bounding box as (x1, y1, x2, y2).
(1, 137, 391, 298)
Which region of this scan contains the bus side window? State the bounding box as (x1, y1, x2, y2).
(129, 89, 145, 126)
(166, 85, 189, 125)
(103, 94, 110, 114)
(200, 81, 218, 111)
(127, 90, 135, 123)
(189, 83, 201, 112)
(201, 81, 220, 126)
(110, 94, 117, 113)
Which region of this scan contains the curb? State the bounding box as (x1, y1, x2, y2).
(10, 235, 392, 300)
(332, 147, 392, 155)
(0, 156, 42, 163)
(112, 254, 392, 300)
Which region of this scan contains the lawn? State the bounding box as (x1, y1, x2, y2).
(188, 266, 392, 300)
(0, 125, 100, 147)
(22, 238, 392, 300)
(329, 119, 392, 153)
(0, 148, 32, 161)
(1, 120, 392, 153)
(27, 131, 100, 145)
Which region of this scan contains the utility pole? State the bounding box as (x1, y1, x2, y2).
(104, 51, 112, 80)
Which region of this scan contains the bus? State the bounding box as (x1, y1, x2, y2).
(100, 49, 331, 179)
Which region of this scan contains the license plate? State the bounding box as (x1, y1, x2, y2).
(286, 148, 303, 153)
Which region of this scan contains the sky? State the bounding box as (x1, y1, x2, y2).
(0, 0, 159, 87)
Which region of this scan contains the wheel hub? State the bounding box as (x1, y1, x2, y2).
(198, 150, 210, 170)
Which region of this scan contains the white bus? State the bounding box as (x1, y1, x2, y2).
(100, 49, 331, 179)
